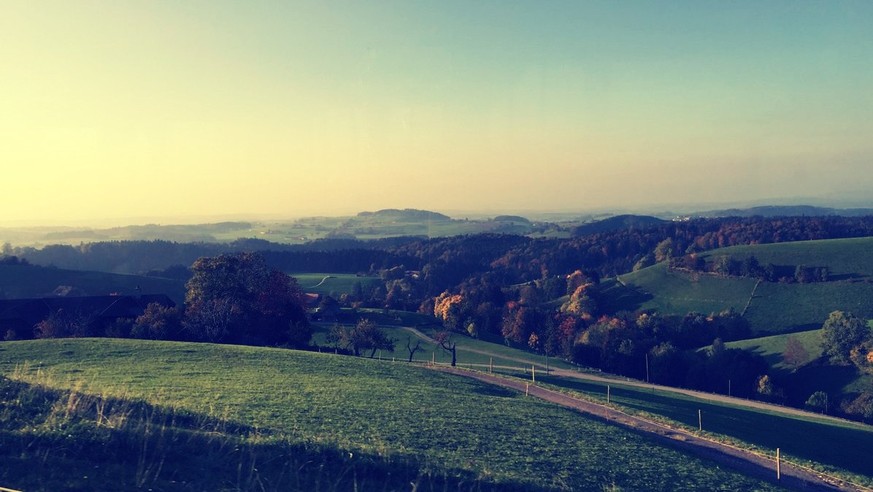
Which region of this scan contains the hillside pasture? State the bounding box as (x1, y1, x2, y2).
(311, 322, 577, 371)
(701, 237, 873, 281)
(0, 338, 780, 491)
(602, 237, 873, 335)
(608, 263, 757, 315)
(290, 272, 381, 296)
(744, 281, 873, 334)
(0, 263, 186, 304)
(724, 329, 823, 373)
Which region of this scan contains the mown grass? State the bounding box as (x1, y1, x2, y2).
(0, 338, 782, 491)
(524, 372, 873, 486)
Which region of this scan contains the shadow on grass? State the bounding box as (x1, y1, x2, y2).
(781, 362, 860, 406)
(0, 377, 551, 492)
(598, 282, 655, 314)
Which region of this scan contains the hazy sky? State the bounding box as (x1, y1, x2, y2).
(3, 1, 872, 224)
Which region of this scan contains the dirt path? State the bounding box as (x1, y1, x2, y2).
(433, 366, 862, 492)
(308, 275, 335, 288)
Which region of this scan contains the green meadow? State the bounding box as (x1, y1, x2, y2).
(604, 263, 757, 315)
(0, 263, 186, 303)
(725, 329, 823, 372)
(290, 272, 382, 296)
(0, 338, 782, 491)
(601, 238, 873, 335)
(311, 322, 577, 372)
(744, 281, 873, 333)
(701, 237, 873, 281)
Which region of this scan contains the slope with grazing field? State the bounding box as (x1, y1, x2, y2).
(0, 262, 186, 303)
(603, 262, 757, 316)
(601, 237, 873, 335)
(744, 281, 873, 334)
(701, 237, 873, 281)
(0, 338, 783, 491)
(725, 329, 823, 373)
(290, 272, 382, 296)
(312, 322, 577, 372)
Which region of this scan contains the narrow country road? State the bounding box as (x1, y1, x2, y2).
(432, 366, 863, 492)
(402, 326, 864, 426)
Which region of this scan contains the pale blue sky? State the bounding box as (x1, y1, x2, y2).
(2, 1, 872, 224)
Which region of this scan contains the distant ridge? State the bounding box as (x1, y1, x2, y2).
(492, 215, 530, 223)
(695, 205, 873, 218)
(356, 209, 451, 221)
(573, 214, 666, 236)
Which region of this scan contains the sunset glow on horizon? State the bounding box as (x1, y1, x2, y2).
(3, 1, 872, 225)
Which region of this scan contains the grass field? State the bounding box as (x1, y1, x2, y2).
(0, 338, 782, 491)
(604, 263, 757, 315)
(724, 329, 823, 373)
(600, 237, 873, 335)
(524, 372, 873, 485)
(311, 322, 577, 372)
(290, 272, 382, 296)
(0, 263, 186, 303)
(701, 237, 873, 281)
(744, 281, 873, 333)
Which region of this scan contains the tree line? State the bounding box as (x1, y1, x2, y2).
(25, 253, 312, 349)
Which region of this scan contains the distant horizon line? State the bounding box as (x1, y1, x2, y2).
(2, 198, 872, 230)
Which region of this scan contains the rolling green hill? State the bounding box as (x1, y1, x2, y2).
(722, 330, 873, 408)
(291, 272, 382, 296)
(700, 237, 873, 281)
(0, 338, 781, 491)
(725, 329, 823, 373)
(602, 237, 873, 335)
(0, 263, 186, 304)
(603, 263, 757, 316)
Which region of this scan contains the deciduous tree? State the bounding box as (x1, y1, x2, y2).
(434, 330, 457, 367)
(132, 303, 183, 340)
(782, 336, 810, 369)
(184, 253, 310, 347)
(821, 311, 869, 364)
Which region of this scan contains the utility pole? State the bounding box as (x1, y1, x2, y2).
(645, 353, 650, 384)
(776, 448, 781, 480)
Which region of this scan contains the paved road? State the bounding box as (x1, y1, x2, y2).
(433, 366, 863, 492)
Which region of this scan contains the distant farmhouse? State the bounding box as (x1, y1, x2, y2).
(0, 295, 175, 340)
